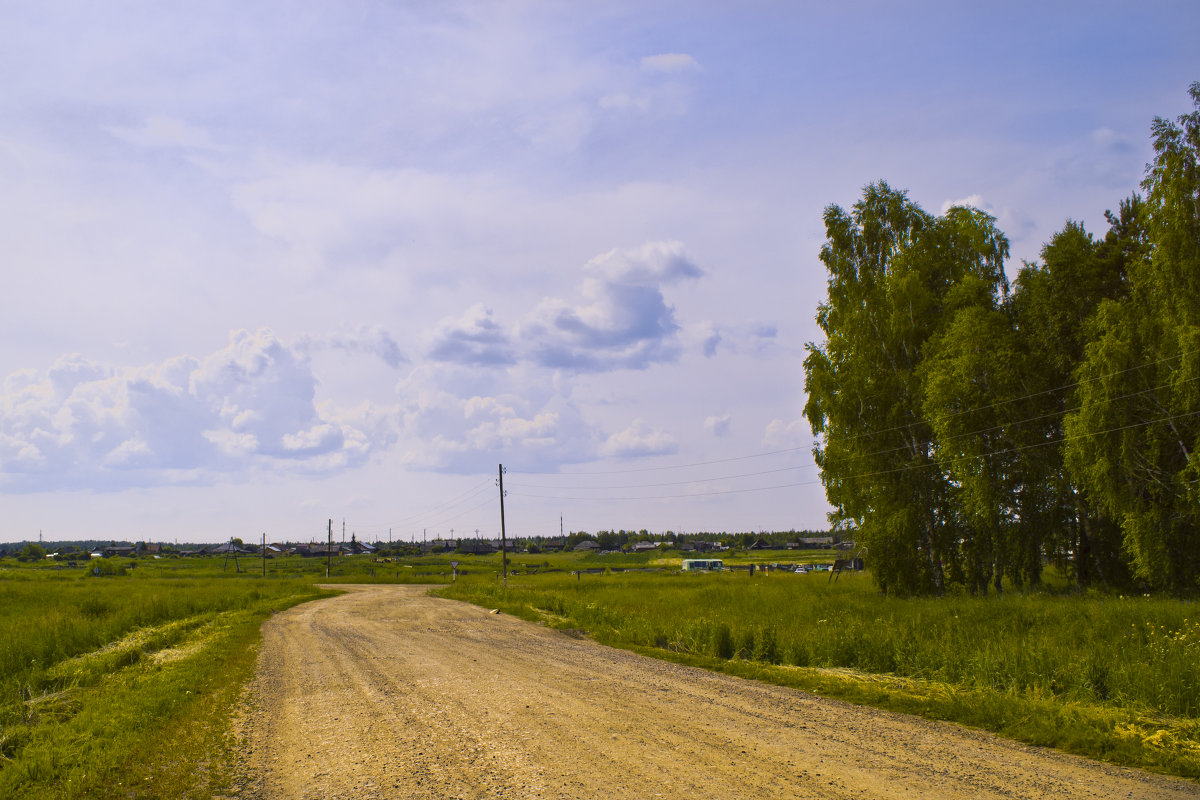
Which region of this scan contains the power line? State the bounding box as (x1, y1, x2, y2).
(512, 444, 810, 478)
(508, 407, 1200, 503)
(811, 344, 1200, 451)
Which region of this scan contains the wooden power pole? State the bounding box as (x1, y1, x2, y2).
(498, 463, 508, 588)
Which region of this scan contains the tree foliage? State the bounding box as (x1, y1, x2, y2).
(804, 182, 1009, 595)
(1065, 82, 1200, 593)
(806, 83, 1200, 595)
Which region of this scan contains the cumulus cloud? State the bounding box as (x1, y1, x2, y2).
(520, 241, 703, 372)
(0, 237, 739, 486)
(640, 53, 702, 73)
(298, 325, 407, 368)
(585, 240, 703, 285)
(704, 415, 732, 437)
(0, 329, 393, 491)
(427, 305, 516, 366)
(395, 365, 597, 473)
(601, 419, 678, 458)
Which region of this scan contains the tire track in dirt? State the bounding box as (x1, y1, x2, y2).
(235, 585, 1196, 800)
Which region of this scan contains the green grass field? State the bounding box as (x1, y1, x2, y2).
(0, 557, 336, 798)
(3, 546, 1198, 795)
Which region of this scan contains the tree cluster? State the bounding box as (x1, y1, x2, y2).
(805, 83, 1200, 595)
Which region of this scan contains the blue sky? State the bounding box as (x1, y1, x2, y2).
(2, 1, 1198, 543)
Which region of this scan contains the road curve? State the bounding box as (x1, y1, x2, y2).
(234, 584, 1195, 800)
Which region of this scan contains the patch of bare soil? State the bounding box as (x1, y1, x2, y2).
(234, 585, 1195, 799)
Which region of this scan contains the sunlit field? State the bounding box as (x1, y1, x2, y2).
(0, 557, 336, 798)
(4, 546, 1199, 795)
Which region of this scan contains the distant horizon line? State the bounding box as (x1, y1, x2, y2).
(2, 528, 836, 547)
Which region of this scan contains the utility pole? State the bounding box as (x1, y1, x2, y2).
(262, 532, 266, 577)
(342, 518, 345, 544)
(498, 463, 508, 588)
(327, 519, 332, 579)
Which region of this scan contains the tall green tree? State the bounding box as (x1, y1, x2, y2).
(920, 280, 1034, 594)
(1065, 82, 1200, 593)
(805, 184, 1008, 595)
(1007, 207, 1143, 589)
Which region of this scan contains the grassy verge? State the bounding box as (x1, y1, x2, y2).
(0, 569, 335, 798)
(437, 564, 1200, 779)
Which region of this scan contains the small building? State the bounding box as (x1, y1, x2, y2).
(573, 540, 600, 552)
(293, 543, 333, 558)
(798, 537, 834, 549)
(682, 559, 724, 572)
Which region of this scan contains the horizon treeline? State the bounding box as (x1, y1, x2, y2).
(804, 82, 1200, 596)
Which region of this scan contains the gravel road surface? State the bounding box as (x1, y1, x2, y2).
(235, 584, 1195, 799)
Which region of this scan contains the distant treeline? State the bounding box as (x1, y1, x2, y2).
(537, 529, 833, 550)
(804, 83, 1200, 595)
(1, 529, 837, 560)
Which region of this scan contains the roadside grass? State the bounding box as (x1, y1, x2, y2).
(0, 563, 335, 798)
(437, 560, 1200, 779)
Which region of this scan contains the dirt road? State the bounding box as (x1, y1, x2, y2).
(235, 585, 1194, 799)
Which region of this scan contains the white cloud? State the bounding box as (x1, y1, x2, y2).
(584, 240, 703, 285)
(0, 329, 393, 491)
(601, 419, 677, 458)
(686, 321, 778, 359)
(427, 305, 516, 367)
(939, 194, 1034, 243)
(298, 326, 407, 368)
(705, 414, 732, 437)
(395, 364, 597, 474)
(940, 194, 987, 213)
(519, 241, 702, 372)
(763, 418, 810, 449)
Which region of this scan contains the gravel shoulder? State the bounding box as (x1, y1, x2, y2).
(235, 584, 1196, 800)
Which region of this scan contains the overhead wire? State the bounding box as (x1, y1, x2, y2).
(510, 346, 1200, 489)
(508, 404, 1200, 502)
(339, 347, 1199, 530)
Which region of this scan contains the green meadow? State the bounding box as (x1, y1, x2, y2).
(0, 557, 327, 798)
(3, 547, 1199, 797)
(0, 548, 478, 798)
